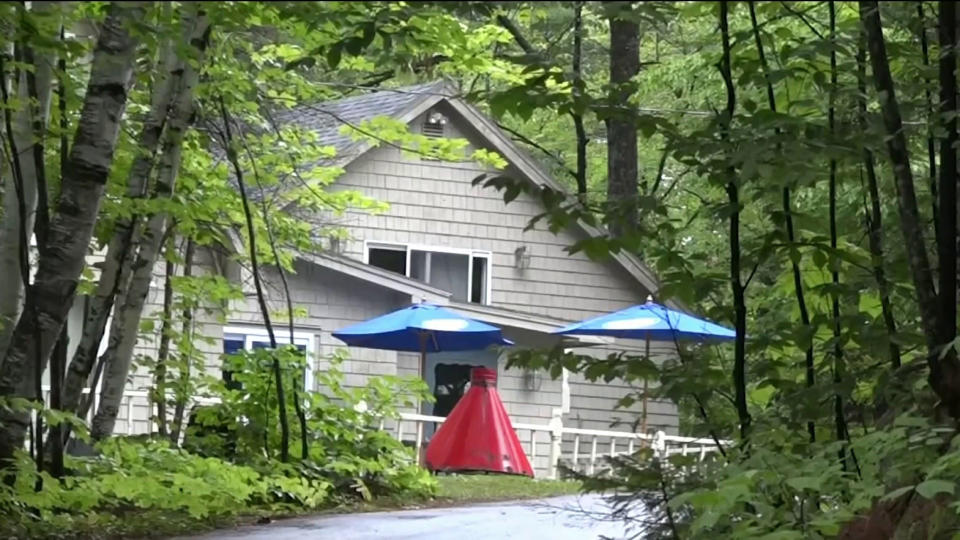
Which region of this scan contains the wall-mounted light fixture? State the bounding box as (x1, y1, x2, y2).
(426, 110, 448, 125)
(514, 245, 531, 270)
(522, 368, 543, 391)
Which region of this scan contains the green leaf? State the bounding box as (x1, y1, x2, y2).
(916, 479, 954, 499)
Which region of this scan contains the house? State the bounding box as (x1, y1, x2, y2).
(60, 81, 681, 476)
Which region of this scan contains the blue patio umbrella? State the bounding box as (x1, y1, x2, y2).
(555, 296, 735, 431)
(333, 303, 512, 381)
(555, 297, 736, 342)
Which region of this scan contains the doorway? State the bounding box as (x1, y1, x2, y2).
(421, 349, 499, 438)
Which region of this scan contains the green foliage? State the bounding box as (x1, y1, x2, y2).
(186, 348, 435, 503)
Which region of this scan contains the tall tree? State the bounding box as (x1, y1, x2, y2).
(219, 98, 291, 462)
(861, 0, 960, 418)
(0, 1, 146, 463)
(62, 5, 210, 426)
(936, 0, 957, 368)
(719, 0, 749, 441)
(747, 0, 816, 443)
(605, 1, 640, 233)
(0, 2, 59, 362)
(856, 20, 900, 371)
(572, 1, 588, 198)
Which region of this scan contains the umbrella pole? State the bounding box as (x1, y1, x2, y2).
(641, 333, 649, 439)
(418, 332, 428, 414)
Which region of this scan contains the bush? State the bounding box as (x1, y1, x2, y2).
(187, 347, 437, 502)
(1, 350, 437, 538)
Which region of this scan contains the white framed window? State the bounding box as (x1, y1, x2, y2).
(364, 241, 492, 305)
(223, 326, 315, 391)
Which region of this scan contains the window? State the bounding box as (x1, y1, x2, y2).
(222, 328, 314, 391)
(368, 245, 406, 275)
(366, 242, 491, 304)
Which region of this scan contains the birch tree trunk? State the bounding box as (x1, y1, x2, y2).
(61, 7, 196, 419)
(0, 1, 145, 463)
(89, 10, 209, 439)
(0, 2, 58, 362)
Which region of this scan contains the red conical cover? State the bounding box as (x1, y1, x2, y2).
(425, 367, 534, 477)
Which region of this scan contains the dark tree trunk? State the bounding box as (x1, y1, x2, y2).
(861, 0, 960, 418)
(606, 1, 640, 233)
(857, 25, 901, 371)
(747, 0, 816, 443)
(919, 2, 940, 237)
(936, 0, 958, 360)
(719, 1, 750, 442)
(0, 1, 145, 464)
(828, 1, 855, 475)
(573, 1, 588, 198)
(219, 98, 290, 462)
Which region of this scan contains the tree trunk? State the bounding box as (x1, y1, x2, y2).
(89, 32, 207, 437)
(0, 2, 58, 362)
(919, 2, 939, 239)
(220, 97, 290, 462)
(828, 1, 854, 474)
(748, 0, 816, 443)
(168, 239, 195, 445)
(857, 24, 901, 370)
(861, 0, 960, 418)
(572, 1, 588, 199)
(82, 8, 209, 441)
(934, 0, 960, 420)
(606, 1, 640, 233)
(719, 0, 750, 442)
(936, 0, 957, 360)
(61, 5, 208, 421)
(152, 243, 175, 438)
(0, 1, 145, 464)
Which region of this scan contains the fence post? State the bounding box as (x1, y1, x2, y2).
(653, 430, 667, 460)
(588, 436, 598, 475)
(548, 411, 563, 480)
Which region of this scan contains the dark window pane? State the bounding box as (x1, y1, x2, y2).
(471, 257, 486, 304)
(368, 248, 406, 275)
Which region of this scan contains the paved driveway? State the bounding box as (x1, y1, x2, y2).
(175, 494, 637, 540)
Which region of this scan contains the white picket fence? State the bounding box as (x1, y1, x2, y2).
(33, 388, 725, 478)
(391, 412, 723, 479)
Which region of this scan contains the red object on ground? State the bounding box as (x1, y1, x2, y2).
(425, 367, 534, 477)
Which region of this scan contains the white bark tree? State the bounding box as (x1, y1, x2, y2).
(90, 8, 210, 440)
(61, 4, 208, 420)
(0, 1, 146, 463)
(0, 2, 59, 363)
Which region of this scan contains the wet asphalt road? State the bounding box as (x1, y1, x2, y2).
(174, 494, 635, 540)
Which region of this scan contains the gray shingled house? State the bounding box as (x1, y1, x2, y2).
(61, 81, 681, 474)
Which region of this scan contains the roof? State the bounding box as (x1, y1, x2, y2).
(301, 252, 610, 345)
(301, 251, 451, 304)
(269, 81, 447, 164)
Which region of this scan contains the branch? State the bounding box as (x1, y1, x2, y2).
(496, 121, 578, 180)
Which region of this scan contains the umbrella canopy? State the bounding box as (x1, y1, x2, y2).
(333, 303, 513, 352)
(554, 299, 735, 342)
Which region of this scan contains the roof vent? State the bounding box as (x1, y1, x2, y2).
(423, 110, 447, 138)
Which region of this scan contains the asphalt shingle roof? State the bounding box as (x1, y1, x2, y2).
(269, 81, 446, 162)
